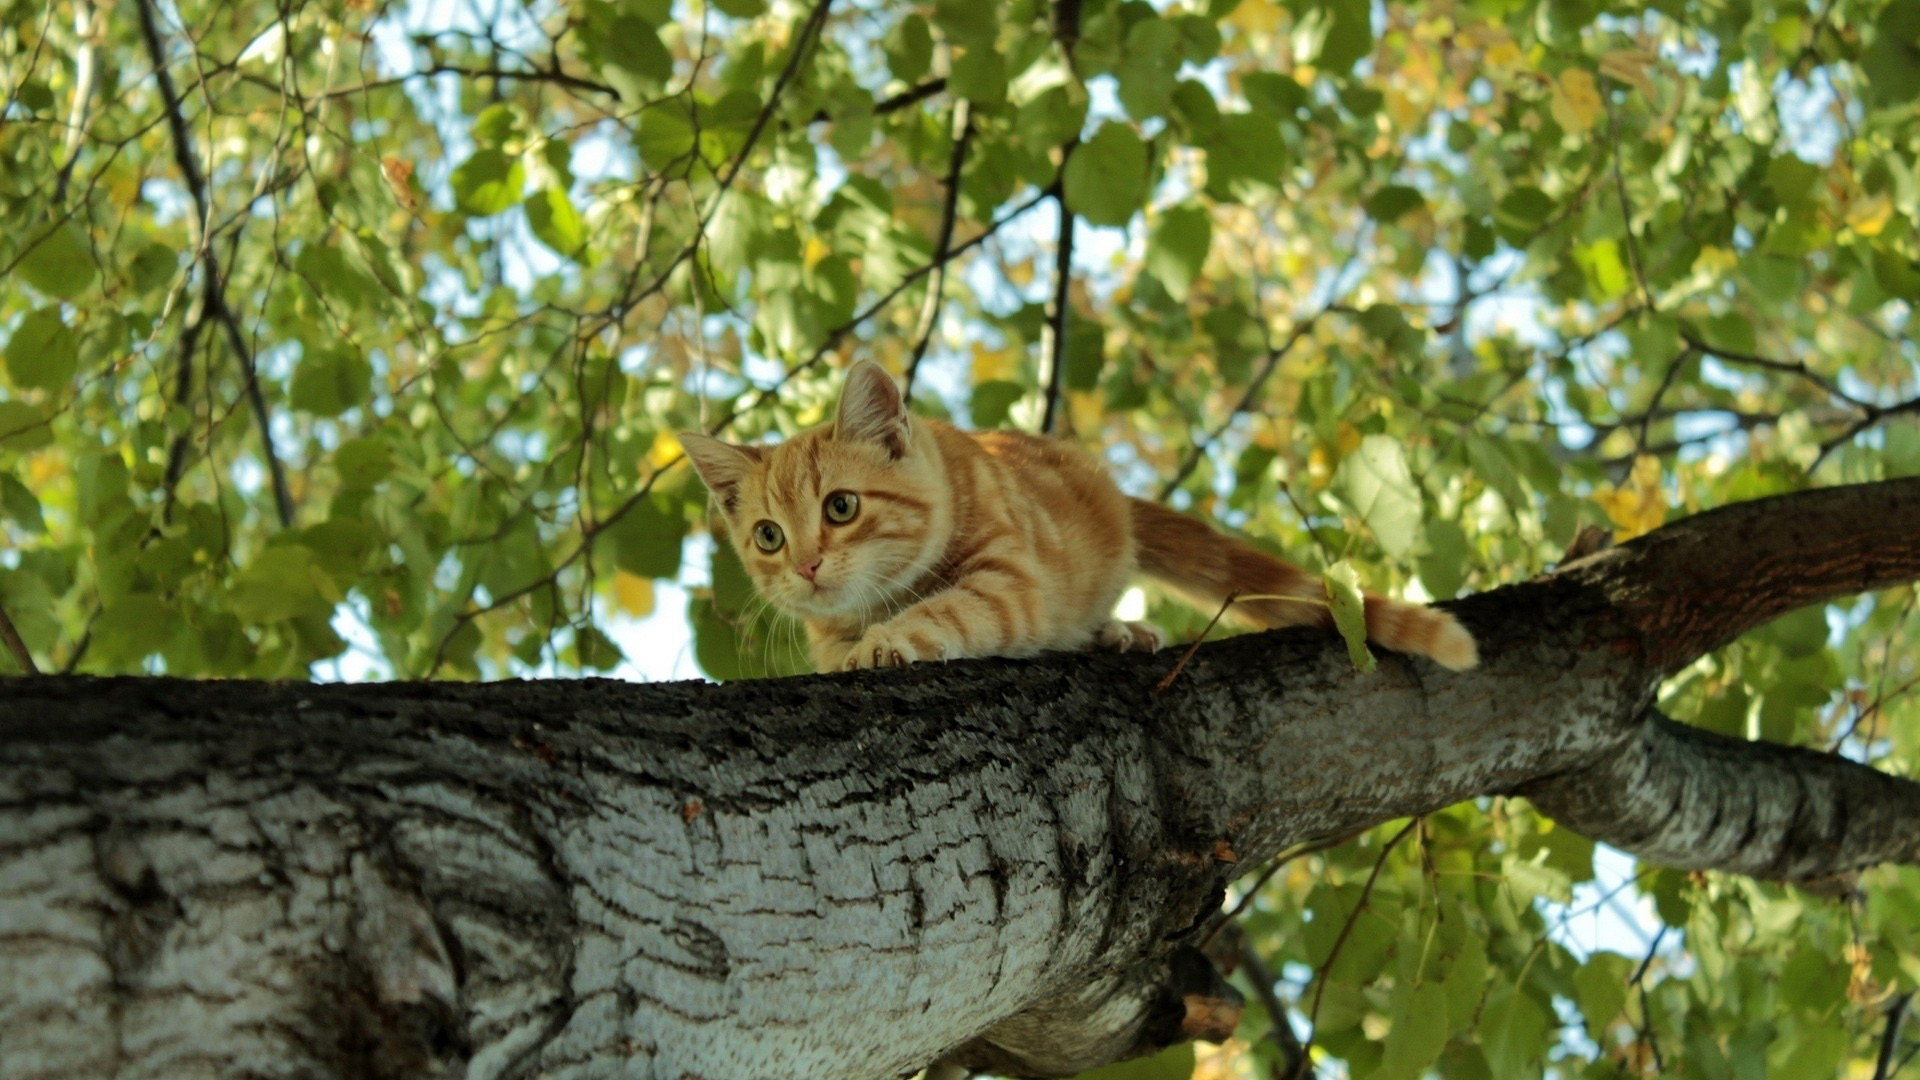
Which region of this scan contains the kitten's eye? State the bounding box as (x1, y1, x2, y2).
(752, 521, 785, 552)
(823, 491, 860, 525)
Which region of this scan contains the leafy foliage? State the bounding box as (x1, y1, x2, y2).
(1, 0, 1916, 1074)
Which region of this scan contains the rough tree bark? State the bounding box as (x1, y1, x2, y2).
(1, 479, 1917, 1080)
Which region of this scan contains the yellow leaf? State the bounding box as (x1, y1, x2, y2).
(1484, 40, 1524, 72)
(1068, 390, 1103, 434)
(1845, 193, 1895, 237)
(648, 430, 683, 469)
(1335, 420, 1363, 455)
(1598, 48, 1659, 98)
(1226, 0, 1283, 36)
(1551, 69, 1603, 133)
(613, 571, 656, 617)
(1005, 259, 1035, 286)
(972, 343, 1019, 383)
(803, 234, 831, 271)
(1693, 245, 1738, 276)
(1595, 454, 1667, 540)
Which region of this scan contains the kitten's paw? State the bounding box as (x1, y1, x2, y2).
(1094, 619, 1164, 653)
(843, 627, 940, 670)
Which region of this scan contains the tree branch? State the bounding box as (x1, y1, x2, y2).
(0, 601, 38, 675)
(1559, 477, 1920, 673)
(1520, 712, 1920, 883)
(1039, 166, 1076, 436)
(135, 0, 296, 528)
(6, 479, 1919, 1077)
(901, 96, 972, 405)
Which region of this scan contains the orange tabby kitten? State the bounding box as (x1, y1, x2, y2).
(681, 362, 1478, 673)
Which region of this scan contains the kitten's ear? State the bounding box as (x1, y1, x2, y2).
(679, 433, 762, 514)
(834, 361, 910, 459)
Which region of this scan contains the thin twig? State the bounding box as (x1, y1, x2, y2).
(1603, 92, 1654, 311)
(1039, 157, 1077, 435)
(0, 602, 40, 675)
(1159, 311, 1332, 500)
(135, 0, 296, 527)
(1239, 943, 1314, 1080)
(1678, 329, 1867, 410)
(810, 77, 946, 123)
(902, 96, 973, 404)
(1301, 820, 1420, 1057)
(1875, 992, 1913, 1080)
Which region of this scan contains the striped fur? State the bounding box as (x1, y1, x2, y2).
(681, 362, 1478, 673)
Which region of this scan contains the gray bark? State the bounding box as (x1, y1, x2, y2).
(1, 478, 1916, 1079)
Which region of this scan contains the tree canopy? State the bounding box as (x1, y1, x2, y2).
(1, 0, 1917, 1075)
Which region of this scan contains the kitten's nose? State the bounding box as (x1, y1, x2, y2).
(796, 556, 822, 583)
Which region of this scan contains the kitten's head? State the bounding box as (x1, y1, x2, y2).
(680, 362, 946, 620)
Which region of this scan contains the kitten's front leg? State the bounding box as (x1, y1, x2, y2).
(841, 563, 1040, 669)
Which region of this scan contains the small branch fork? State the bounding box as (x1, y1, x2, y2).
(134, 0, 296, 528)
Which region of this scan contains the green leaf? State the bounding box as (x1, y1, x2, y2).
(887, 14, 934, 82)
(1312, 0, 1374, 71)
(690, 595, 744, 680)
(335, 436, 392, 490)
(0, 473, 45, 534)
(1117, 17, 1179, 121)
(970, 379, 1027, 429)
(472, 103, 518, 146)
(229, 545, 333, 625)
(19, 222, 98, 299)
(526, 186, 589, 260)
(450, 149, 525, 216)
(950, 46, 1006, 103)
(1323, 561, 1377, 672)
(1418, 518, 1468, 599)
(1495, 187, 1555, 244)
(1365, 184, 1426, 224)
(0, 401, 53, 453)
(611, 494, 687, 579)
(1569, 952, 1634, 1041)
(1476, 985, 1549, 1079)
(289, 345, 372, 417)
(93, 594, 174, 667)
(1861, 0, 1920, 107)
(1064, 123, 1149, 228)
(128, 242, 180, 295)
(1146, 204, 1211, 301)
(1333, 434, 1421, 558)
(713, 0, 765, 15)
(573, 625, 624, 671)
(5, 307, 78, 391)
(1376, 981, 1449, 1079)
(1205, 113, 1286, 202)
(637, 103, 697, 173)
(595, 16, 674, 100)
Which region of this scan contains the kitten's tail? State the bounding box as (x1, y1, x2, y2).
(1128, 498, 1479, 671)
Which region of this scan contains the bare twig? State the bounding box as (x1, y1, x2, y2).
(1301, 820, 1420, 1057)
(1238, 943, 1314, 1080)
(901, 96, 973, 404)
(135, 0, 296, 528)
(1875, 991, 1913, 1080)
(1158, 311, 1332, 500)
(810, 77, 947, 123)
(1039, 169, 1077, 436)
(0, 602, 40, 675)
(1678, 329, 1867, 410)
